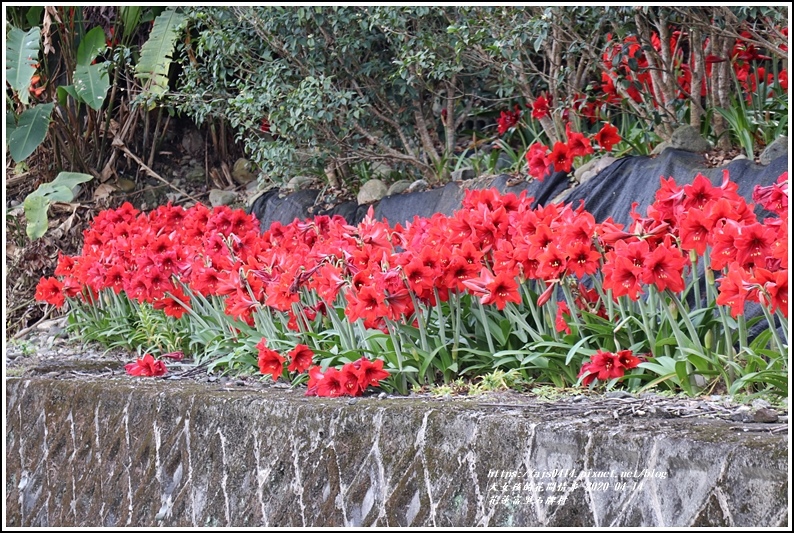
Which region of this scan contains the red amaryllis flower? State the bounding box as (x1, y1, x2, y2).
(35, 277, 66, 307)
(753, 172, 788, 216)
(678, 208, 714, 256)
(578, 350, 626, 386)
(305, 365, 325, 396)
(257, 339, 286, 381)
(565, 123, 593, 158)
(475, 269, 522, 310)
(735, 222, 775, 268)
(531, 94, 550, 119)
(642, 237, 687, 293)
(555, 301, 572, 335)
(317, 367, 346, 397)
(287, 344, 314, 373)
(602, 255, 643, 300)
(716, 263, 751, 318)
(615, 349, 641, 371)
(125, 353, 167, 377)
(565, 241, 601, 278)
(549, 141, 574, 173)
(356, 358, 390, 390)
(525, 142, 550, 181)
(339, 363, 363, 397)
(593, 123, 621, 152)
(497, 105, 522, 135)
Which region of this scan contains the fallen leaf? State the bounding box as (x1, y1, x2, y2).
(94, 183, 117, 200)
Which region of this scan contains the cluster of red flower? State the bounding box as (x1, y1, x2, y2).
(525, 123, 620, 181)
(578, 349, 641, 386)
(35, 167, 787, 390)
(599, 28, 788, 107)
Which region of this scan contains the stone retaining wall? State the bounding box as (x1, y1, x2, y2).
(5, 377, 788, 527)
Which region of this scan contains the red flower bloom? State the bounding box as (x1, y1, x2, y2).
(678, 208, 714, 256)
(578, 350, 626, 386)
(317, 367, 346, 397)
(469, 269, 522, 310)
(340, 363, 363, 396)
(125, 353, 167, 377)
(565, 241, 601, 278)
(642, 237, 686, 293)
(497, 105, 522, 135)
(35, 277, 65, 307)
(593, 123, 621, 152)
(287, 344, 314, 373)
(735, 222, 775, 268)
(257, 339, 286, 381)
(555, 301, 572, 335)
(565, 123, 593, 158)
(531, 94, 550, 120)
(549, 141, 574, 174)
(356, 357, 390, 390)
(603, 255, 644, 301)
(525, 142, 550, 181)
(716, 263, 751, 318)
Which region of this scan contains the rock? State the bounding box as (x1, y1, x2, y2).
(232, 158, 256, 184)
(578, 170, 596, 184)
(285, 175, 315, 192)
(387, 180, 411, 196)
(650, 141, 671, 155)
(116, 177, 136, 193)
(752, 408, 779, 423)
(370, 162, 394, 179)
(407, 179, 429, 193)
(731, 154, 748, 162)
(357, 179, 388, 204)
(451, 167, 475, 182)
(574, 158, 598, 181)
(208, 189, 237, 207)
(730, 405, 753, 422)
(574, 155, 617, 182)
(759, 136, 787, 165)
(185, 167, 205, 182)
(181, 129, 204, 154)
(605, 390, 633, 399)
(246, 180, 260, 193)
(378, 392, 388, 400)
(669, 125, 712, 153)
(751, 399, 771, 410)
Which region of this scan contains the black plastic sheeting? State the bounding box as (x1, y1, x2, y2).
(561, 148, 788, 226)
(249, 149, 787, 228)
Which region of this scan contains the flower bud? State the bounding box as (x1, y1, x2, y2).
(668, 300, 678, 320)
(704, 329, 714, 351)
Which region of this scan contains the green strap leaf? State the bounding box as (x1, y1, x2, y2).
(8, 103, 54, 162)
(135, 8, 187, 101)
(6, 26, 41, 106)
(74, 63, 110, 110)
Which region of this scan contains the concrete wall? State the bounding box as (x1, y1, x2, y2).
(5, 377, 788, 527)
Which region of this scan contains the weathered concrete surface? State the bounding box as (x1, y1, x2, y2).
(5, 377, 788, 527)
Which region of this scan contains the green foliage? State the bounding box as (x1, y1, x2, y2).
(7, 103, 54, 162)
(6, 26, 40, 105)
(23, 172, 93, 240)
(135, 8, 188, 105)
